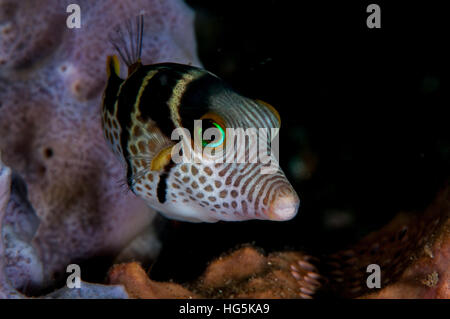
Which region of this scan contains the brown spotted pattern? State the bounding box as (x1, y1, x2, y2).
(131, 161, 298, 222)
(101, 107, 123, 159)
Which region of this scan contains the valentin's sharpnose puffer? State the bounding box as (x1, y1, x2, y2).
(101, 15, 299, 222)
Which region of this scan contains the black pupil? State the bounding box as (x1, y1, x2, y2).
(202, 119, 220, 144)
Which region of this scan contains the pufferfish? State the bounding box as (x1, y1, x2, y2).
(101, 15, 299, 222)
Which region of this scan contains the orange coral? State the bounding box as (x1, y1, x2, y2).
(106, 184, 449, 299)
(325, 184, 449, 299)
(108, 246, 321, 299)
(109, 262, 198, 299)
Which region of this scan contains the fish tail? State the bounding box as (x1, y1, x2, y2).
(108, 12, 145, 75)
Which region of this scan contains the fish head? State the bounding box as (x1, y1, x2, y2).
(102, 64, 299, 222)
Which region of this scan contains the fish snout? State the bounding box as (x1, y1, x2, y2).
(267, 185, 300, 221)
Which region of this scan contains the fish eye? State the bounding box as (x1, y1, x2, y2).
(198, 119, 225, 148)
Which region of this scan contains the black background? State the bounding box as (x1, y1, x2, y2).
(150, 1, 449, 283)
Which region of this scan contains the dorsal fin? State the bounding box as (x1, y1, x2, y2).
(109, 13, 144, 75)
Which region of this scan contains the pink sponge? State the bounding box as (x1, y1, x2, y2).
(0, 0, 199, 292)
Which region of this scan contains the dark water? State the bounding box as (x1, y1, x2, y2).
(149, 1, 449, 282)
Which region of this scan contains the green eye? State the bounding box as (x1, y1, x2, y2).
(198, 120, 225, 148)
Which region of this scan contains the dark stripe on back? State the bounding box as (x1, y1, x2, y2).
(116, 66, 150, 185)
(179, 73, 230, 134)
(103, 74, 124, 113)
(137, 65, 193, 137)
